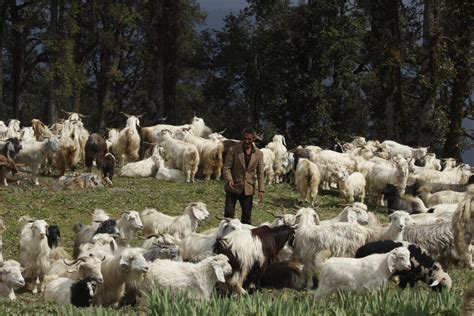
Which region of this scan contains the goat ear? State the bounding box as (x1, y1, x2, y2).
(213, 264, 226, 283)
(313, 214, 320, 225)
(119, 257, 129, 271)
(387, 252, 396, 273)
(346, 211, 356, 223)
(191, 207, 206, 221)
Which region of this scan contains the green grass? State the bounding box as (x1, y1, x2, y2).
(0, 170, 471, 315)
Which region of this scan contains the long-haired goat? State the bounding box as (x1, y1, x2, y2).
(19, 217, 50, 293)
(140, 202, 209, 239)
(93, 247, 149, 307)
(180, 218, 242, 262)
(213, 225, 295, 295)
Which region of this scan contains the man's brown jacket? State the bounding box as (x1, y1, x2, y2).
(223, 143, 265, 195)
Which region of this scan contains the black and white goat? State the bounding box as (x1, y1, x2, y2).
(355, 240, 452, 291)
(44, 276, 97, 307)
(213, 225, 294, 295)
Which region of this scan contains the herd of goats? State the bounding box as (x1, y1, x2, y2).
(0, 112, 473, 313)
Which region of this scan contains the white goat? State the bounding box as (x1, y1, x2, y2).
(335, 168, 366, 203)
(155, 148, 187, 182)
(0, 260, 25, 300)
(260, 148, 276, 184)
(106, 129, 119, 152)
(119, 147, 160, 178)
(111, 115, 141, 165)
(180, 219, 242, 262)
(140, 254, 231, 301)
(419, 187, 467, 207)
(155, 130, 199, 183)
(15, 138, 60, 185)
(313, 247, 411, 300)
(309, 149, 360, 189)
(116, 211, 143, 247)
(379, 140, 428, 160)
(47, 255, 104, 283)
(293, 208, 412, 288)
(140, 202, 209, 239)
(93, 248, 149, 307)
(6, 119, 21, 139)
(174, 130, 224, 180)
(294, 158, 321, 205)
(410, 167, 471, 185)
(19, 217, 51, 293)
(320, 203, 369, 225)
(266, 135, 288, 183)
(366, 155, 409, 205)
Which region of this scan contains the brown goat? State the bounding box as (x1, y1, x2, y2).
(0, 154, 18, 186)
(85, 134, 115, 181)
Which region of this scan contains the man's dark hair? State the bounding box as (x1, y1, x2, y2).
(241, 127, 256, 138)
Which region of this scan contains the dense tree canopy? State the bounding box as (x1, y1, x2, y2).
(0, 0, 472, 158)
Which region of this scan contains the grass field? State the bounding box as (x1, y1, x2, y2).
(0, 170, 471, 315)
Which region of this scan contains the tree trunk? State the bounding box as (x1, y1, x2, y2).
(145, 0, 164, 119)
(0, 1, 8, 118)
(46, 0, 59, 125)
(442, 1, 471, 160)
(160, 0, 179, 124)
(415, 0, 441, 146)
(9, 0, 26, 122)
(365, 0, 403, 142)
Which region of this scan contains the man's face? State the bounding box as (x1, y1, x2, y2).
(242, 133, 254, 149)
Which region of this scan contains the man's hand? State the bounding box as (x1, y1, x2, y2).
(258, 191, 264, 202)
(227, 180, 234, 190)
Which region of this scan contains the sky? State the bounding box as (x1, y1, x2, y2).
(196, 0, 473, 164)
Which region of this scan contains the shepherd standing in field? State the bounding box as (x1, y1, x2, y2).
(223, 127, 265, 225)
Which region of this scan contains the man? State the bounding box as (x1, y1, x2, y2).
(223, 127, 265, 225)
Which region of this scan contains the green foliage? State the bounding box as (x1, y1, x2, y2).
(145, 287, 462, 316)
(0, 0, 471, 155)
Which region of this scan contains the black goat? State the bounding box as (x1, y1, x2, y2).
(47, 225, 61, 249)
(383, 184, 429, 214)
(355, 240, 452, 292)
(260, 260, 318, 290)
(0, 138, 22, 160)
(70, 276, 98, 307)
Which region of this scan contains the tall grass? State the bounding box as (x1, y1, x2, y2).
(145, 288, 462, 316)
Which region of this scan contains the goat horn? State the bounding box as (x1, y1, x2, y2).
(136, 113, 146, 118)
(78, 113, 90, 118)
(120, 211, 130, 215)
(61, 109, 74, 115)
(218, 128, 227, 134)
(119, 112, 131, 118)
(63, 259, 80, 266)
(0, 210, 10, 216)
